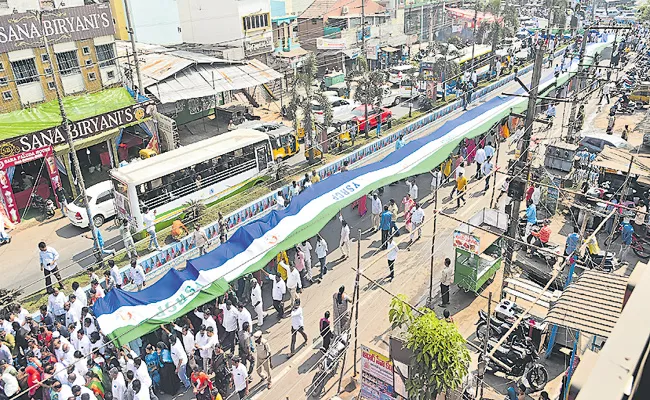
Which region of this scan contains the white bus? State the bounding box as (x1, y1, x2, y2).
(110, 128, 274, 234)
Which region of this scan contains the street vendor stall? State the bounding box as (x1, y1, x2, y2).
(453, 208, 508, 293)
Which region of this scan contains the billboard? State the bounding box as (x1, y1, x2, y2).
(0, 4, 115, 53)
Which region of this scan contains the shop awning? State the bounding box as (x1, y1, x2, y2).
(53, 128, 121, 154)
(275, 47, 310, 58)
(382, 46, 400, 53)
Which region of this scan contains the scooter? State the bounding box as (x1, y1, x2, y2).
(31, 193, 56, 219)
(308, 333, 349, 398)
(527, 232, 562, 266)
(479, 338, 549, 392)
(581, 237, 618, 272)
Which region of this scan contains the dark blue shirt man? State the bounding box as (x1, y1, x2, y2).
(380, 206, 393, 250)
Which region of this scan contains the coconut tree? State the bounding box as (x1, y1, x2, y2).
(286, 54, 332, 162)
(431, 42, 461, 101)
(345, 56, 387, 140)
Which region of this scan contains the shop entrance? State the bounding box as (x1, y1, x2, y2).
(0, 146, 62, 224)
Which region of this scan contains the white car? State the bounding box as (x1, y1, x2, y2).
(313, 96, 359, 121)
(67, 181, 116, 228)
(579, 132, 633, 153)
(502, 37, 523, 53)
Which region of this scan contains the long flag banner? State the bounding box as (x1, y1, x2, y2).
(94, 38, 612, 345)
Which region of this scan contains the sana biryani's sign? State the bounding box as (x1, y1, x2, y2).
(4, 101, 155, 154)
(0, 4, 115, 53)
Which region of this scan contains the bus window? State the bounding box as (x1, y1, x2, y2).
(112, 179, 128, 197)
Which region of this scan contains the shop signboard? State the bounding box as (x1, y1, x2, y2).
(316, 37, 346, 50)
(244, 34, 274, 57)
(0, 146, 61, 224)
(360, 345, 396, 400)
(0, 4, 115, 54)
(13, 101, 155, 153)
(453, 230, 480, 253)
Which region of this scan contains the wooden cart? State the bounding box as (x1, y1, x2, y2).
(453, 208, 508, 294)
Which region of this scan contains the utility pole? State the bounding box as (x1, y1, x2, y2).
(470, 0, 480, 75)
(566, 24, 591, 143)
(362, 0, 369, 137)
(428, 183, 439, 306)
(501, 38, 545, 297)
(123, 0, 144, 97)
(39, 11, 102, 265)
(477, 292, 492, 399)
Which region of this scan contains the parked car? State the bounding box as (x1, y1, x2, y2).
(349, 105, 393, 133)
(67, 181, 116, 228)
(313, 96, 359, 121)
(578, 132, 633, 153)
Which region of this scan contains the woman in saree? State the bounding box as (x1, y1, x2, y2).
(332, 285, 352, 335)
(156, 342, 180, 395)
(144, 344, 161, 392)
(402, 193, 416, 231)
(191, 365, 214, 400)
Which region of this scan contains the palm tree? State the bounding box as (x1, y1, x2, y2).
(345, 56, 387, 140)
(286, 54, 332, 162)
(431, 42, 461, 101)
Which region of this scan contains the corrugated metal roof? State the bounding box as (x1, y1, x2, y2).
(545, 270, 628, 338)
(146, 58, 282, 104)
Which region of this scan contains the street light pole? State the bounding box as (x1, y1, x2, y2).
(39, 10, 102, 266)
(470, 0, 480, 75)
(123, 0, 144, 96)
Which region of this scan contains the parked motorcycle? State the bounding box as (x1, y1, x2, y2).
(475, 310, 528, 345)
(31, 193, 56, 219)
(308, 333, 349, 398)
(479, 338, 549, 392)
(581, 237, 618, 272)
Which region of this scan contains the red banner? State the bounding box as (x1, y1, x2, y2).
(0, 146, 62, 224)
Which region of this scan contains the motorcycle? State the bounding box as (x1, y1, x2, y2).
(475, 310, 528, 345)
(308, 333, 349, 398)
(30, 193, 56, 219)
(581, 237, 618, 272)
(479, 338, 549, 392)
(526, 231, 562, 266)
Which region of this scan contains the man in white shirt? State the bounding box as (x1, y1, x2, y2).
(174, 325, 195, 359)
(268, 273, 286, 318)
(230, 355, 249, 399)
(370, 193, 382, 231)
(196, 326, 219, 373)
(339, 217, 351, 260)
(531, 183, 541, 206)
(481, 158, 494, 191)
(193, 308, 217, 333)
(236, 303, 252, 331)
(39, 241, 64, 292)
(75, 330, 91, 355)
(484, 142, 495, 159)
(134, 357, 156, 400)
(64, 302, 79, 329)
(285, 263, 302, 308)
(169, 336, 190, 389)
(129, 259, 146, 291)
(218, 300, 239, 352)
(315, 235, 329, 279)
(289, 299, 308, 356)
(276, 190, 285, 210)
(71, 384, 98, 400)
(51, 381, 73, 400)
(48, 287, 67, 324)
(108, 260, 123, 289)
(110, 367, 127, 400)
(406, 180, 418, 200)
(430, 168, 443, 194)
(440, 257, 454, 306)
(193, 325, 209, 370)
(386, 238, 398, 280)
(1, 361, 19, 398)
(71, 282, 87, 308)
(250, 278, 265, 326)
(409, 203, 425, 244)
(474, 146, 487, 179)
(142, 207, 161, 251)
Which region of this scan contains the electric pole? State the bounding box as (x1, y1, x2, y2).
(123, 0, 144, 97)
(362, 0, 369, 137)
(39, 10, 103, 266)
(470, 0, 480, 75)
(501, 38, 545, 297)
(566, 24, 591, 143)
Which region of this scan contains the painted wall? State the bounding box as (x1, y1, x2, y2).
(129, 0, 182, 45)
(109, 0, 129, 40)
(177, 0, 242, 45)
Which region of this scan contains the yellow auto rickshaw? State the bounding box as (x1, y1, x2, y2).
(304, 121, 355, 158)
(629, 82, 650, 104)
(268, 129, 300, 161)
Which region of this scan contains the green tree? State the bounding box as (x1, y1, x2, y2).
(286, 54, 332, 162)
(345, 56, 386, 139)
(389, 295, 470, 399)
(431, 43, 461, 101)
(639, 1, 650, 22)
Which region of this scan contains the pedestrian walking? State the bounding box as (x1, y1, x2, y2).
(192, 225, 209, 256)
(450, 162, 466, 197)
(266, 272, 286, 318)
(39, 241, 63, 292)
(484, 142, 495, 159)
(276, 191, 286, 210)
(218, 299, 239, 352)
(297, 240, 314, 282)
(55, 183, 68, 216)
(0, 210, 11, 244)
(315, 235, 328, 278)
(320, 311, 332, 351)
(386, 238, 398, 280)
(289, 299, 308, 357)
(440, 257, 453, 306)
(230, 355, 249, 399)
(218, 212, 228, 244)
(169, 336, 191, 390)
(143, 207, 162, 251)
(332, 286, 352, 335)
(286, 263, 302, 307)
(109, 259, 123, 289)
(406, 179, 418, 201)
(600, 82, 611, 104)
(119, 219, 137, 259)
(237, 322, 254, 376)
(474, 146, 486, 179)
(380, 205, 392, 250)
(339, 215, 351, 260)
(409, 202, 424, 246)
(253, 331, 272, 389)
(622, 124, 630, 141)
(430, 168, 443, 194)
(619, 220, 634, 261)
(531, 183, 541, 206)
(481, 157, 494, 191)
(388, 199, 400, 236)
(84, 226, 116, 256)
(370, 193, 382, 232)
(250, 278, 264, 327)
(129, 258, 146, 291)
(456, 172, 467, 208)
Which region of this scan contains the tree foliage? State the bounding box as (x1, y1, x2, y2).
(430, 43, 461, 100)
(639, 1, 650, 22)
(389, 295, 471, 399)
(286, 54, 332, 161)
(345, 56, 386, 138)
